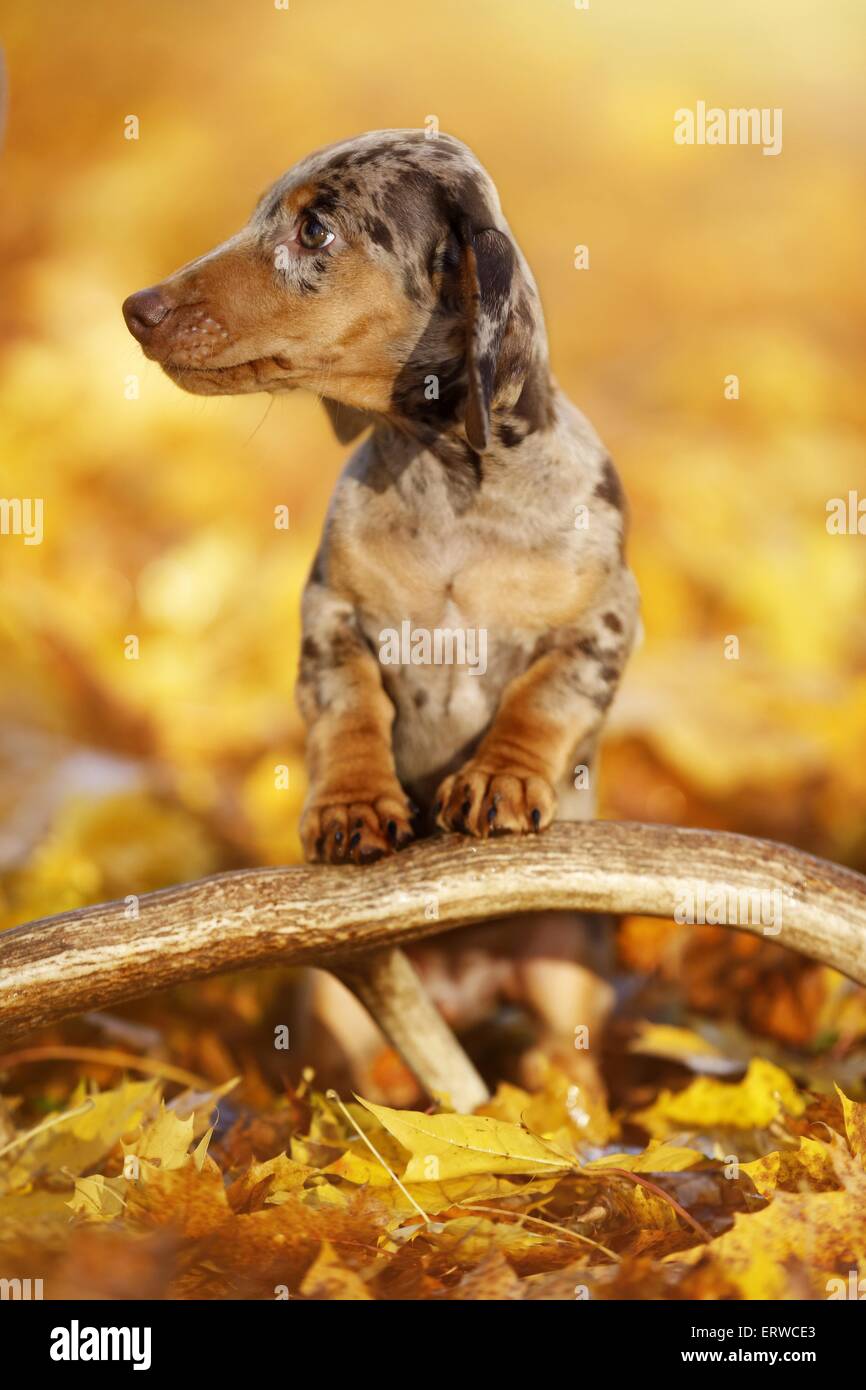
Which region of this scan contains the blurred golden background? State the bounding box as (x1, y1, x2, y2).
(1, 0, 865, 939)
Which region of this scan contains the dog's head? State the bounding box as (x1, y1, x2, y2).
(122, 130, 551, 452)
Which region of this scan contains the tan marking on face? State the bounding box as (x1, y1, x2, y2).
(284, 182, 317, 214)
(152, 234, 419, 412)
(335, 311, 379, 350)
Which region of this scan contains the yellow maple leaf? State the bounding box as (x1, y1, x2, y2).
(628, 1021, 730, 1071)
(192, 1127, 213, 1173)
(326, 1146, 558, 1217)
(478, 1067, 615, 1146)
(740, 1137, 838, 1198)
(356, 1098, 575, 1180)
(67, 1173, 126, 1221)
(634, 1059, 805, 1137)
(0, 1079, 159, 1194)
(836, 1086, 866, 1166)
(122, 1102, 194, 1178)
(667, 1190, 866, 1299)
(585, 1141, 705, 1174)
(229, 1153, 313, 1209)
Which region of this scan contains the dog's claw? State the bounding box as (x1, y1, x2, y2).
(433, 766, 556, 838)
(301, 789, 417, 865)
(358, 846, 385, 865)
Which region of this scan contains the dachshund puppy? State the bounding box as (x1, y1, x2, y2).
(123, 130, 639, 1093)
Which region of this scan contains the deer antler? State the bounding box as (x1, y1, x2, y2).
(1, 823, 864, 1110)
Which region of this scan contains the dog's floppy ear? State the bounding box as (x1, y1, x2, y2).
(458, 218, 516, 453)
(322, 398, 371, 444)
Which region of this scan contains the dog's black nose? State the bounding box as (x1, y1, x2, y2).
(122, 287, 171, 342)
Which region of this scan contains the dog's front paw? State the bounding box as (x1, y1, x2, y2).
(433, 764, 556, 838)
(301, 788, 415, 865)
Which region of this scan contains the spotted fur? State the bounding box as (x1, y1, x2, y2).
(122, 129, 640, 865)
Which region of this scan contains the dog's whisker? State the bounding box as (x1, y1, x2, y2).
(243, 393, 275, 445)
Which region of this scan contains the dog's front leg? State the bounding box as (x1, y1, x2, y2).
(297, 584, 414, 865)
(434, 617, 630, 837)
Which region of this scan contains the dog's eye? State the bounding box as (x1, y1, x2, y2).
(297, 213, 334, 250)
